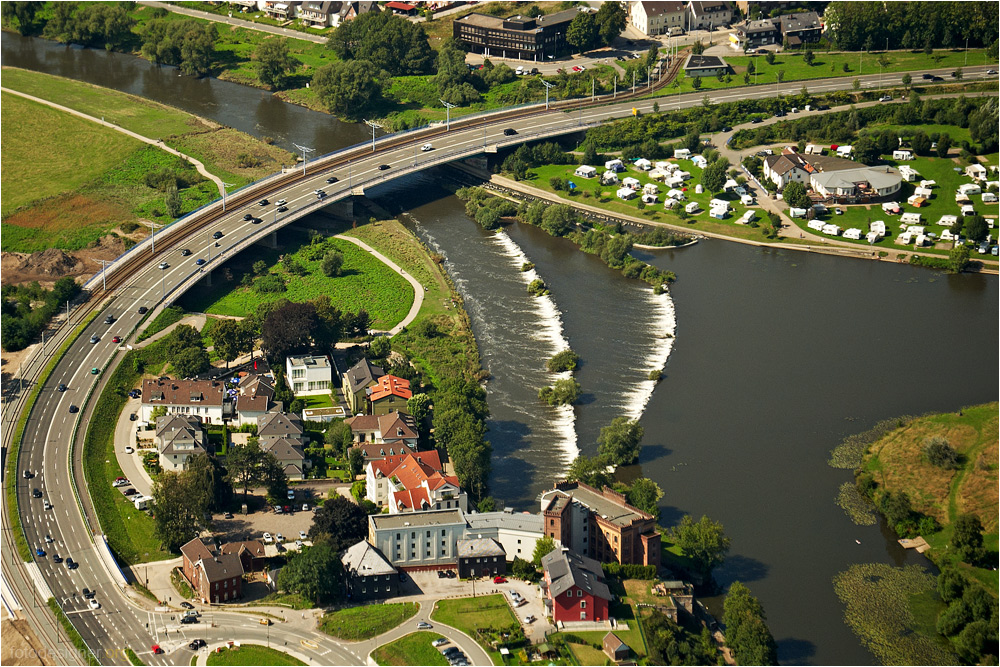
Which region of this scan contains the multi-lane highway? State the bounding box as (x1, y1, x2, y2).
(4, 64, 995, 665)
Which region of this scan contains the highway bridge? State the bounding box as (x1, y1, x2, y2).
(2, 65, 995, 665)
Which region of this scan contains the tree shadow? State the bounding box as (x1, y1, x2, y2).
(720, 553, 770, 584)
(574, 391, 597, 406)
(776, 637, 817, 664)
(487, 419, 540, 508)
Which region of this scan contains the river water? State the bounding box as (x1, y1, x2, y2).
(5, 33, 998, 665)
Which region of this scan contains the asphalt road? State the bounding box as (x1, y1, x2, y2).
(4, 63, 995, 666)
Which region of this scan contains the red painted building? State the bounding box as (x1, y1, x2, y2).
(541, 548, 612, 624)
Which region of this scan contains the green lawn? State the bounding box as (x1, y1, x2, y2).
(183, 234, 414, 327)
(372, 632, 449, 666)
(431, 595, 521, 664)
(303, 393, 334, 409)
(319, 602, 419, 641)
(205, 645, 304, 666)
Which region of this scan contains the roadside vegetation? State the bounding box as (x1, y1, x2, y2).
(1, 277, 81, 351)
(431, 595, 523, 664)
(319, 602, 419, 641)
(372, 632, 449, 666)
(205, 644, 305, 666)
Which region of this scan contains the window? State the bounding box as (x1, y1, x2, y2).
(567, 591, 573, 599)
(442, 530, 446, 537)
(580, 611, 587, 620)
(580, 600, 586, 608)
(577, 590, 583, 597)
(550, 519, 554, 525)
(426, 531, 431, 538)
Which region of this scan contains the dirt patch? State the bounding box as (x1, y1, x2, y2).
(4, 193, 127, 232)
(1, 613, 56, 666)
(1, 233, 137, 287)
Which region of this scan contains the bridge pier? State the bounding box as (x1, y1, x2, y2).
(203, 269, 212, 287)
(254, 230, 278, 249)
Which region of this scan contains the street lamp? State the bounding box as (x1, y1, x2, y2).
(440, 99, 457, 131)
(541, 80, 555, 109)
(150, 222, 160, 254)
(364, 119, 384, 152)
(99, 259, 111, 291)
(221, 181, 235, 212)
(293, 143, 315, 176)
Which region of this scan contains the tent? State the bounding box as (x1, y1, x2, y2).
(634, 158, 652, 170)
(574, 165, 597, 178)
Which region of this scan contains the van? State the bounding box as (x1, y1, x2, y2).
(183, 610, 199, 619)
(668, 27, 684, 36)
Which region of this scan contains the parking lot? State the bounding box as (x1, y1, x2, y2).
(210, 505, 316, 544)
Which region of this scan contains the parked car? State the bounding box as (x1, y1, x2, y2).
(417, 622, 433, 630)
(129, 413, 137, 421)
(432, 638, 448, 647)
(524, 615, 536, 623)
(124, 446, 134, 454)
(114, 477, 129, 486)
(180, 601, 194, 610)
(299, 531, 307, 540)
(494, 576, 507, 584)
(123, 488, 138, 496)
(287, 489, 295, 500)
(224, 512, 233, 519)
(275, 533, 284, 543)
(262, 532, 273, 543)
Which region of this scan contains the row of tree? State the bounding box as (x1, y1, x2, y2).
(1, 277, 81, 352)
(825, 1, 998, 52)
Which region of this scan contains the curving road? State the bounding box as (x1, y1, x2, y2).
(3, 64, 996, 666)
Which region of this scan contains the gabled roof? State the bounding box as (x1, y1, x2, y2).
(390, 454, 457, 493)
(262, 437, 306, 463)
(237, 374, 275, 414)
(142, 378, 226, 406)
(393, 487, 431, 511)
(341, 539, 397, 576)
(542, 548, 611, 600)
(156, 414, 208, 457)
(368, 375, 412, 403)
(344, 358, 385, 394)
(258, 412, 304, 440)
(220, 540, 266, 559)
(180, 537, 214, 564)
(638, 1, 685, 17)
(689, 0, 731, 17)
(369, 454, 415, 478)
(356, 443, 417, 461)
(457, 537, 506, 558)
(779, 11, 821, 33)
(196, 552, 244, 583)
(604, 632, 628, 652)
(378, 412, 418, 442)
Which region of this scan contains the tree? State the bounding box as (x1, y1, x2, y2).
(511, 556, 538, 581)
(565, 454, 612, 489)
(540, 204, 576, 237)
(152, 470, 211, 552)
(765, 51, 775, 65)
(781, 181, 811, 209)
(253, 38, 299, 89)
(566, 12, 599, 52)
(211, 318, 249, 369)
(261, 301, 316, 361)
(951, 513, 986, 564)
(328, 10, 433, 76)
(690, 75, 702, 90)
(312, 60, 385, 118)
(776, 69, 785, 83)
(923, 436, 959, 468)
(349, 446, 365, 478)
(538, 378, 581, 406)
(701, 160, 727, 194)
(185, 452, 233, 513)
(900, 72, 911, 90)
(261, 452, 287, 502)
(691, 40, 705, 55)
(532, 535, 556, 565)
(669, 515, 732, 578)
(597, 417, 644, 466)
(277, 542, 343, 604)
(803, 49, 815, 66)
(173, 346, 210, 378)
(963, 214, 988, 243)
(321, 250, 344, 277)
(547, 349, 580, 372)
(953, 67, 963, 80)
(324, 420, 353, 457)
(956, 621, 990, 664)
(310, 495, 368, 551)
(936, 132, 954, 158)
(723, 582, 778, 666)
(594, 1, 626, 47)
(407, 392, 432, 425)
(2, 1, 44, 34)
(910, 131, 932, 155)
(948, 244, 971, 274)
(477, 496, 496, 512)
(626, 477, 663, 519)
(851, 135, 881, 165)
(225, 438, 267, 499)
(165, 185, 182, 218)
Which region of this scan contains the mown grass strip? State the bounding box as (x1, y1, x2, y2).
(125, 648, 146, 666)
(47, 597, 99, 666)
(319, 602, 419, 641)
(5, 311, 99, 562)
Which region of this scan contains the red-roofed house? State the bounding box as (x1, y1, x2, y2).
(365, 450, 444, 508)
(385, 1, 418, 15)
(367, 375, 411, 416)
(386, 454, 466, 514)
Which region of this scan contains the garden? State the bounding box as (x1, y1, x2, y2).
(430, 595, 527, 665)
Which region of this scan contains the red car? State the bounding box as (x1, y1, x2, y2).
(494, 576, 507, 584)
(112, 336, 121, 343)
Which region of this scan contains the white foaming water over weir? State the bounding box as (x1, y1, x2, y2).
(622, 284, 677, 422)
(490, 230, 579, 465)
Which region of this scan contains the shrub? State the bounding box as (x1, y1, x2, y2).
(253, 274, 287, 293)
(923, 436, 959, 469)
(547, 349, 580, 372)
(538, 378, 581, 406)
(527, 278, 548, 296)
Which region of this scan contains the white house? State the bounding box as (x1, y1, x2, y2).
(709, 198, 729, 211)
(688, 1, 733, 31)
(673, 148, 691, 159)
(896, 231, 913, 245)
(622, 177, 641, 190)
(740, 193, 755, 206)
(601, 171, 619, 185)
(865, 231, 880, 243)
(804, 144, 823, 155)
(940, 228, 956, 241)
(843, 228, 862, 240)
(966, 163, 988, 181)
(140, 378, 226, 425)
(634, 158, 652, 171)
(574, 165, 597, 178)
(709, 206, 729, 219)
(676, 171, 692, 181)
(722, 178, 739, 192)
(914, 233, 929, 247)
(630, 0, 686, 36)
(882, 202, 901, 214)
(892, 150, 914, 161)
(286, 354, 332, 397)
(898, 165, 920, 182)
(605, 159, 625, 172)
(617, 187, 637, 200)
(763, 153, 810, 189)
(369, 510, 467, 568)
(685, 201, 700, 214)
(663, 197, 680, 209)
(464, 510, 545, 563)
(155, 414, 209, 473)
(869, 220, 887, 237)
(654, 161, 671, 170)
(900, 212, 922, 225)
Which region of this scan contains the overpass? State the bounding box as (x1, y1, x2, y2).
(3, 65, 995, 665)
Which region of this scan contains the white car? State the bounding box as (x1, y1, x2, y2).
(124, 446, 134, 455)
(158, 262, 169, 270)
(432, 638, 448, 647)
(275, 199, 287, 206)
(524, 615, 536, 624)
(421, 143, 433, 152)
(276, 533, 284, 542)
(262, 532, 273, 544)
(299, 531, 307, 540)
(89, 599, 100, 610)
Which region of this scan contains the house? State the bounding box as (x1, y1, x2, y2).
(465, 510, 545, 562)
(919, 180, 937, 189)
(233, 373, 277, 426)
(541, 548, 612, 623)
(907, 195, 927, 207)
(882, 202, 901, 215)
(966, 164, 988, 181)
(346, 411, 419, 448)
(329, 1, 379, 28)
(258, 412, 306, 447)
(709, 198, 730, 210)
(673, 148, 691, 160)
(630, 1, 686, 36)
(387, 454, 465, 514)
(898, 165, 920, 182)
(297, 1, 338, 27)
(740, 210, 756, 224)
(285, 354, 332, 397)
(682, 54, 729, 78)
(453, 8, 579, 60)
(264, 436, 309, 480)
(778, 11, 822, 46)
(341, 540, 399, 601)
(456, 538, 507, 578)
(688, 0, 733, 31)
(709, 206, 728, 219)
(342, 357, 385, 416)
(649, 168, 670, 182)
(540, 481, 661, 567)
(730, 19, 779, 50)
(622, 177, 641, 190)
(940, 228, 956, 241)
(264, 1, 300, 21)
(368, 375, 412, 416)
(605, 159, 626, 173)
(574, 165, 597, 178)
(789, 207, 807, 218)
(604, 633, 631, 662)
(180, 538, 244, 604)
(723, 178, 739, 192)
(365, 451, 439, 506)
(301, 405, 347, 422)
(675, 170, 692, 181)
(961, 204, 976, 216)
(385, 1, 418, 15)
(809, 166, 902, 203)
(155, 414, 209, 472)
(807, 219, 824, 231)
(892, 150, 914, 161)
(663, 197, 680, 209)
(141, 378, 226, 424)
(634, 158, 652, 171)
(913, 187, 933, 198)
(865, 231, 880, 243)
(601, 171, 620, 185)
(368, 509, 467, 569)
(763, 152, 811, 189)
(896, 231, 913, 245)
(617, 187, 637, 200)
(667, 188, 686, 201)
(219, 540, 266, 574)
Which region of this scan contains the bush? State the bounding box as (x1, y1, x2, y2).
(923, 436, 959, 469)
(547, 349, 580, 372)
(527, 278, 548, 296)
(321, 250, 344, 277)
(253, 274, 287, 293)
(538, 378, 581, 406)
(602, 562, 657, 579)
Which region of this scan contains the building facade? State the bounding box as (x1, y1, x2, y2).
(453, 8, 581, 61)
(141, 378, 226, 424)
(729, 18, 780, 49)
(341, 539, 399, 601)
(456, 538, 507, 578)
(342, 358, 385, 416)
(369, 509, 467, 569)
(541, 548, 612, 623)
(688, 0, 733, 30)
(465, 510, 545, 563)
(630, 1, 686, 36)
(155, 414, 209, 472)
(286, 354, 332, 397)
(180, 538, 244, 603)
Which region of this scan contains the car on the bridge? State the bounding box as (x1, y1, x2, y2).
(421, 143, 433, 152)
(503, 128, 517, 136)
(22, 470, 32, 479)
(89, 599, 101, 610)
(32, 488, 42, 498)
(112, 336, 121, 343)
(180, 248, 191, 256)
(326, 176, 338, 184)
(258, 198, 269, 206)
(213, 231, 224, 239)
(137, 306, 148, 314)
(196, 258, 206, 265)
(277, 206, 288, 212)
(105, 314, 115, 324)
(35, 548, 45, 557)
(378, 164, 390, 170)
(53, 554, 63, 563)
(66, 557, 77, 569)
(82, 588, 95, 599)
(158, 262, 169, 270)
(90, 368, 100, 375)
(276, 199, 287, 206)
(251, 217, 261, 223)
(45, 534, 53, 543)
(69, 405, 79, 414)
(243, 214, 254, 221)
(316, 190, 327, 199)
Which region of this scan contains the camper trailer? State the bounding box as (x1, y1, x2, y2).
(740, 210, 756, 225)
(634, 158, 652, 171)
(622, 177, 641, 190)
(574, 165, 597, 179)
(789, 207, 807, 218)
(843, 228, 862, 240)
(604, 159, 625, 173)
(616, 187, 637, 200)
(641, 192, 659, 204)
(685, 201, 700, 214)
(673, 148, 692, 160)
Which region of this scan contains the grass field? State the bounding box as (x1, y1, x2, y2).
(431, 595, 520, 664)
(319, 602, 419, 641)
(184, 234, 413, 327)
(205, 644, 304, 666)
(372, 632, 449, 666)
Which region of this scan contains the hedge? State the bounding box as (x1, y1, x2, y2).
(602, 562, 658, 580)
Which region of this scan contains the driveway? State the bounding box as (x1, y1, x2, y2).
(114, 396, 154, 497)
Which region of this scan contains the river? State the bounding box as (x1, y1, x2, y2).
(5, 33, 998, 665)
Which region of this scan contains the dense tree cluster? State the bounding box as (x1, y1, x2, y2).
(327, 10, 433, 77)
(431, 378, 492, 501)
(311, 60, 388, 118)
(935, 568, 998, 663)
(645, 609, 717, 666)
(256, 296, 368, 361)
(597, 417, 643, 466)
(277, 542, 344, 604)
(825, 2, 998, 52)
(538, 377, 581, 406)
(668, 515, 731, 579)
(153, 452, 232, 552)
(42, 2, 135, 51)
(163, 324, 211, 378)
(309, 495, 368, 551)
(253, 38, 300, 90)
(138, 19, 216, 77)
(723, 582, 778, 665)
(1, 1, 44, 34)
(1, 277, 81, 352)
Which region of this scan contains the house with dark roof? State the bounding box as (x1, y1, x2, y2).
(541, 548, 612, 623)
(778, 11, 822, 46)
(730, 18, 780, 50)
(630, 1, 686, 36)
(234, 373, 276, 426)
(258, 412, 306, 447)
(353, 441, 418, 462)
(682, 54, 730, 77)
(346, 411, 418, 448)
(220, 540, 266, 574)
(763, 151, 813, 189)
(603, 632, 631, 662)
(453, 8, 581, 60)
(264, 437, 310, 480)
(155, 414, 209, 472)
(456, 538, 507, 578)
(342, 539, 399, 601)
(688, 0, 733, 30)
(180, 538, 245, 603)
(368, 375, 412, 416)
(342, 358, 386, 415)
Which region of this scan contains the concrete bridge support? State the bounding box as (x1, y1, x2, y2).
(203, 269, 212, 287)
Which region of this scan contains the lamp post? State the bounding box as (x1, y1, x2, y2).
(541, 80, 554, 109)
(221, 181, 235, 212)
(440, 99, 457, 131)
(591, 77, 595, 102)
(293, 143, 315, 176)
(99, 259, 111, 291)
(364, 119, 384, 152)
(150, 222, 160, 254)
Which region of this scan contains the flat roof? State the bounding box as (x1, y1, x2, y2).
(371, 508, 465, 530)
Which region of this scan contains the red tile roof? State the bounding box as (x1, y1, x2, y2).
(393, 487, 430, 510)
(388, 454, 458, 494)
(369, 375, 412, 403)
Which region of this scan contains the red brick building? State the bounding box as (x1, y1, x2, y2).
(541, 549, 612, 623)
(540, 481, 661, 567)
(180, 538, 244, 603)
